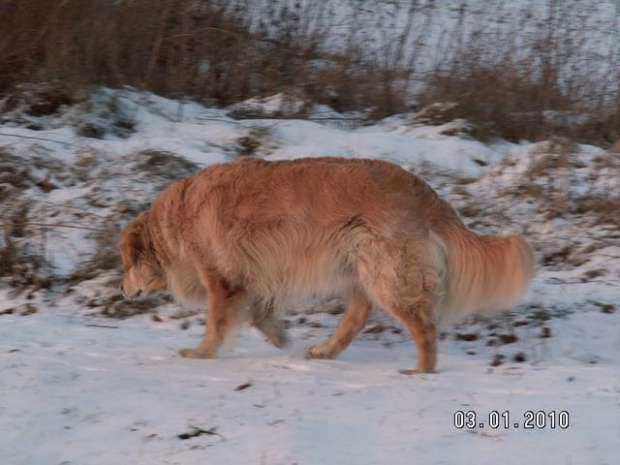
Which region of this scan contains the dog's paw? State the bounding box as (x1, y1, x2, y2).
(304, 343, 334, 360)
(398, 368, 434, 375)
(179, 348, 212, 359)
(270, 330, 292, 350)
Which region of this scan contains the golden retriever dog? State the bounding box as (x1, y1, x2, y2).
(119, 157, 534, 373)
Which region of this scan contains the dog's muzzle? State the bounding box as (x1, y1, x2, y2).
(120, 284, 142, 299)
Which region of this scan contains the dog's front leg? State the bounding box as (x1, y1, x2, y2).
(179, 268, 247, 359)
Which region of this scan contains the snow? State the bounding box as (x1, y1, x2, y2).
(1, 301, 618, 465)
(1, 89, 619, 464)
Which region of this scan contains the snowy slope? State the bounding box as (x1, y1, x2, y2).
(1, 90, 619, 465)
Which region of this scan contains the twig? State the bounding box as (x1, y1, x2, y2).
(308, 117, 367, 122)
(196, 117, 242, 125)
(142, 0, 174, 90)
(36, 201, 110, 220)
(228, 114, 366, 122)
(544, 278, 619, 287)
(0, 220, 107, 233)
(84, 323, 119, 329)
(0, 132, 75, 147)
(177, 426, 224, 441)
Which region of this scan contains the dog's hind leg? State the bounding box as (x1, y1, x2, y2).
(367, 278, 438, 373)
(355, 241, 440, 373)
(305, 291, 372, 359)
(251, 297, 290, 349)
(179, 268, 248, 359)
(369, 277, 438, 373)
(388, 302, 437, 374)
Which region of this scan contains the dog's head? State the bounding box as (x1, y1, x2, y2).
(119, 212, 167, 299)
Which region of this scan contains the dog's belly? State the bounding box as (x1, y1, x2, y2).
(244, 246, 358, 304)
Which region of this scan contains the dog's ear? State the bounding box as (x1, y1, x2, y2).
(125, 229, 144, 265)
(120, 213, 148, 266)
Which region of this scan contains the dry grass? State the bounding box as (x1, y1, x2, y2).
(1, 0, 618, 143)
(572, 195, 620, 229)
(506, 148, 620, 229)
(419, 0, 620, 145)
(0, 0, 410, 117)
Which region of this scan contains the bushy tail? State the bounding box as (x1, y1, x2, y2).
(434, 224, 535, 324)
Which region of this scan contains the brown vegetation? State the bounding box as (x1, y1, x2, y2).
(0, 0, 410, 117)
(1, 0, 618, 143)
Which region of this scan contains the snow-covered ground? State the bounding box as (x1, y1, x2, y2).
(1, 89, 619, 464)
(1, 303, 618, 465)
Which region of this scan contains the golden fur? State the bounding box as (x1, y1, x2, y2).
(119, 157, 534, 373)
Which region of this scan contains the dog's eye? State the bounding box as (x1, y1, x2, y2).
(123, 260, 138, 271)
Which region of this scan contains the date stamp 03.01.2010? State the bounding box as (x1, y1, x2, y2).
(454, 410, 570, 430)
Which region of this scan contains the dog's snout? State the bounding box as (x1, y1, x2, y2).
(119, 284, 142, 300)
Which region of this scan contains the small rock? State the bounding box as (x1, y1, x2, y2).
(498, 333, 518, 345)
(540, 327, 552, 338)
(455, 332, 479, 341)
(364, 324, 387, 334)
(326, 305, 345, 315)
(18, 304, 37, 316)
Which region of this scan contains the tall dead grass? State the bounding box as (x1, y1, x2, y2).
(1, 0, 619, 143)
(420, 0, 620, 144)
(0, 0, 410, 115)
